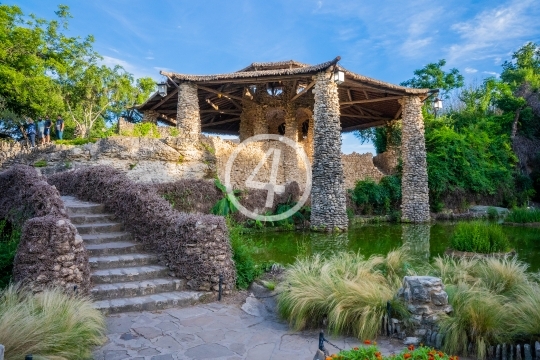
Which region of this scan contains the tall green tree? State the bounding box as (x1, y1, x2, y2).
(400, 59, 464, 98)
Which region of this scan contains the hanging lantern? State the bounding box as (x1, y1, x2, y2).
(333, 70, 345, 85)
(157, 82, 167, 97)
(434, 98, 443, 111)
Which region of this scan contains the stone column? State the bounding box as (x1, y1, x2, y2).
(142, 110, 159, 124)
(239, 99, 267, 141)
(176, 82, 201, 141)
(400, 96, 430, 222)
(311, 72, 348, 231)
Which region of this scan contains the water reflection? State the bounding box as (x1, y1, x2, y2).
(402, 224, 431, 261)
(310, 232, 349, 257)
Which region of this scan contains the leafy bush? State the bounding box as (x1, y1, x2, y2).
(120, 122, 160, 138)
(350, 176, 401, 215)
(0, 219, 20, 288)
(450, 221, 510, 253)
(227, 219, 265, 289)
(211, 178, 240, 216)
(506, 207, 540, 223)
(0, 285, 106, 359)
(487, 207, 499, 219)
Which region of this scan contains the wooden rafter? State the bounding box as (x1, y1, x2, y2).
(340, 113, 391, 121)
(341, 120, 387, 132)
(201, 117, 240, 128)
(291, 80, 315, 101)
(198, 85, 251, 102)
(393, 106, 403, 119)
(200, 109, 241, 115)
(150, 88, 178, 110)
(340, 95, 403, 106)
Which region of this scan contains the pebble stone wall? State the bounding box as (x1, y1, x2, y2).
(142, 110, 160, 124)
(310, 72, 348, 231)
(176, 82, 201, 140)
(400, 96, 430, 223)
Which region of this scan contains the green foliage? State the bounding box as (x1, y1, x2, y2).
(350, 176, 401, 215)
(0, 220, 20, 288)
(450, 221, 510, 253)
(55, 138, 97, 146)
(33, 160, 48, 167)
(336, 345, 457, 360)
(400, 59, 464, 98)
(200, 141, 215, 154)
(487, 207, 499, 220)
(0, 285, 106, 359)
(211, 178, 240, 216)
(169, 127, 180, 137)
(506, 207, 540, 223)
(227, 220, 265, 289)
(354, 121, 401, 154)
(451, 221, 510, 254)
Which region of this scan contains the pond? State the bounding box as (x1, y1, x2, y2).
(250, 222, 540, 271)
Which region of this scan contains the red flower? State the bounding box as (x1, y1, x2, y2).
(364, 340, 372, 345)
(408, 345, 415, 351)
(404, 353, 412, 359)
(354, 347, 359, 351)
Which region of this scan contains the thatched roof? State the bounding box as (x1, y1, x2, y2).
(139, 56, 433, 134)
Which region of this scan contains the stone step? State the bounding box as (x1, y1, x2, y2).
(66, 202, 105, 215)
(75, 222, 123, 234)
(93, 291, 211, 315)
(86, 241, 143, 256)
(90, 253, 158, 270)
(69, 213, 116, 225)
(91, 278, 186, 301)
(91, 265, 170, 284)
(81, 232, 132, 244)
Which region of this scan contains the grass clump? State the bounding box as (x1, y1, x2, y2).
(55, 138, 97, 146)
(0, 285, 106, 359)
(33, 160, 48, 167)
(506, 207, 540, 223)
(450, 221, 510, 253)
(277, 248, 410, 340)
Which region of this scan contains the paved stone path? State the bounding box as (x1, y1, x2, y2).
(94, 294, 406, 360)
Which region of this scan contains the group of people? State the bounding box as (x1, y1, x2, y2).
(24, 115, 65, 148)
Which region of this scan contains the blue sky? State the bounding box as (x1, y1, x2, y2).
(16, 0, 540, 154)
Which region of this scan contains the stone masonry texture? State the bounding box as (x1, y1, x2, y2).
(176, 82, 201, 140)
(400, 96, 430, 223)
(310, 72, 348, 231)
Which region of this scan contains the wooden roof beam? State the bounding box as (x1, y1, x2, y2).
(201, 117, 240, 128)
(340, 95, 402, 106)
(150, 88, 179, 110)
(291, 80, 316, 101)
(200, 109, 242, 115)
(340, 114, 392, 121)
(197, 85, 248, 103)
(341, 120, 387, 132)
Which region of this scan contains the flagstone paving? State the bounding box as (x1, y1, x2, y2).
(93, 292, 407, 360)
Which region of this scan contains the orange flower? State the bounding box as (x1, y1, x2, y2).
(375, 352, 382, 357)
(354, 347, 359, 351)
(408, 345, 415, 351)
(326, 357, 332, 360)
(364, 340, 372, 345)
(438, 352, 444, 357)
(404, 353, 412, 359)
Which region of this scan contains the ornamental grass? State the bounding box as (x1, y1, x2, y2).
(450, 221, 510, 254)
(277, 248, 411, 340)
(506, 207, 540, 223)
(0, 285, 106, 360)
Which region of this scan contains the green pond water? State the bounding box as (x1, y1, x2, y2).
(250, 222, 540, 271)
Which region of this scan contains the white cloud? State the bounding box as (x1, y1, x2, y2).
(101, 55, 158, 80)
(464, 67, 478, 73)
(447, 0, 540, 63)
(145, 56, 154, 60)
(483, 71, 500, 77)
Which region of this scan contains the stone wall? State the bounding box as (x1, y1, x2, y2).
(400, 96, 430, 223)
(0, 165, 91, 294)
(373, 148, 399, 175)
(2, 133, 388, 195)
(342, 152, 385, 189)
(310, 72, 348, 231)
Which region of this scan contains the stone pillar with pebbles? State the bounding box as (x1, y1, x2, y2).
(142, 110, 160, 124)
(310, 72, 348, 231)
(176, 82, 201, 141)
(400, 96, 430, 223)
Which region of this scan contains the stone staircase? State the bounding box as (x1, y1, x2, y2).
(62, 196, 209, 314)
